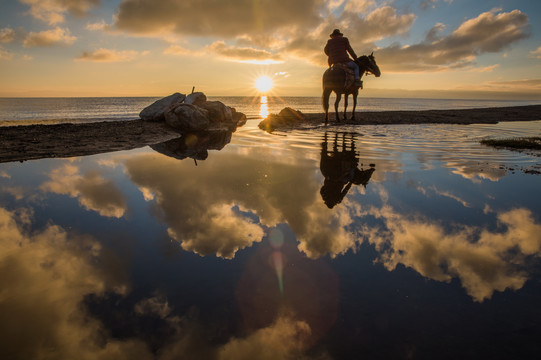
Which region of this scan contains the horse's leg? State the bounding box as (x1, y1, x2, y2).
(323, 87, 332, 125)
(343, 93, 349, 120)
(334, 93, 342, 122)
(351, 90, 358, 121)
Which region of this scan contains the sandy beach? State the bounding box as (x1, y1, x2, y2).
(1, 105, 540, 163)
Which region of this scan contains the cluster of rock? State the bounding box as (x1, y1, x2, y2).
(258, 107, 308, 132)
(139, 92, 246, 132)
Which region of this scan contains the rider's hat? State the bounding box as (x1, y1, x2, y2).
(330, 29, 343, 37)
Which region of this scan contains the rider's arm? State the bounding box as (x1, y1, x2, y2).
(344, 38, 358, 59)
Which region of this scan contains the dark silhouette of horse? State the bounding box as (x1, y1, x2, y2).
(322, 53, 381, 125)
(320, 132, 375, 208)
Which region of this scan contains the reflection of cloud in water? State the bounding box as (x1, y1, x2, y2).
(124, 153, 360, 259)
(41, 163, 127, 218)
(0, 207, 140, 360)
(447, 161, 507, 182)
(218, 316, 311, 360)
(366, 205, 541, 301)
(0, 206, 328, 359)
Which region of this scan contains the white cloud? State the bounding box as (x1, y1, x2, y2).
(23, 26, 76, 47)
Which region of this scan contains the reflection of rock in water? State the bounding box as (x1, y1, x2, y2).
(150, 130, 232, 163)
(320, 132, 375, 208)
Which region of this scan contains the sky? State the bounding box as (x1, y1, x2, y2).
(0, 0, 540, 98)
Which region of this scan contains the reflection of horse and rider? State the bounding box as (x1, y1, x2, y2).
(320, 132, 375, 209)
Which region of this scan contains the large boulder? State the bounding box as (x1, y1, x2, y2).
(140, 92, 186, 122)
(165, 103, 210, 132)
(184, 92, 207, 106)
(199, 101, 233, 123)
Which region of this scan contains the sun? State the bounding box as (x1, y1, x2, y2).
(255, 76, 273, 93)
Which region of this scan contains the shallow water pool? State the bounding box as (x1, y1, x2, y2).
(1, 120, 540, 359)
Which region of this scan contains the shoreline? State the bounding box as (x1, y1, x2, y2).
(1, 105, 540, 163)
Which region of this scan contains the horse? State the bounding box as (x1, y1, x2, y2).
(322, 53, 381, 125)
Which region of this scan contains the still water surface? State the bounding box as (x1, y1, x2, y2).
(1, 117, 541, 359)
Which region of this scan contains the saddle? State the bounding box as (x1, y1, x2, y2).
(331, 63, 363, 91)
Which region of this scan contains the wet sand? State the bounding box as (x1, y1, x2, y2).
(1, 105, 540, 163)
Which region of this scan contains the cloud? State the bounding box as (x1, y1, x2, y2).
(85, 19, 110, 31)
(283, 4, 415, 66)
(40, 163, 127, 218)
(21, 0, 101, 25)
(23, 26, 76, 47)
(344, 0, 376, 14)
(378, 9, 530, 72)
(217, 316, 311, 360)
(113, 0, 326, 38)
(163, 44, 191, 55)
(0, 27, 15, 43)
(123, 149, 359, 259)
(485, 78, 541, 90)
(205, 41, 284, 64)
(0, 206, 144, 360)
(75, 47, 145, 62)
(366, 205, 541, 302)
(0, 45, 14, 60)
(420, 0, 453, 11)
(530, 46, 541, 59)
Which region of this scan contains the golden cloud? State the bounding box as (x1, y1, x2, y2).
(40, 163, 127, 218)
(205, 41, 283, 64)
(0, 45, 14, 60)
(0, 27, 15, 43)
(366, 205, 541, 302)
(22, 26, 76, 47)
(21, 0, 100, 25)
(218, 316, 311, 360)
(530, 46, 541, 59)
(378, 9, 530, 72)
(75, 47, 145, 62)
(0, 206, 143, 360)
(113, 0, 326, 38)
(123, 150, 360, 259)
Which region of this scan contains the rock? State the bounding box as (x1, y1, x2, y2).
(232, 108, 247, 127)
(258, 107, 306, 132)
(184, 92, 207, 106)
(139, 92, 186, 122)
(165, 103, 210, 132)
(199, 101, 233, 123)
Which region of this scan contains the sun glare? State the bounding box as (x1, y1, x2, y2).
(255, 76, 273, 93)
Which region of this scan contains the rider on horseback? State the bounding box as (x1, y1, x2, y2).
(324, 29, 362, 87)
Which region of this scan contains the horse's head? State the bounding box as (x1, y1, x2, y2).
(357, 52, 381, 77)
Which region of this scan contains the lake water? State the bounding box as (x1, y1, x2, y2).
(1, 97, 541, 359)
(1, 96, 539, 125)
